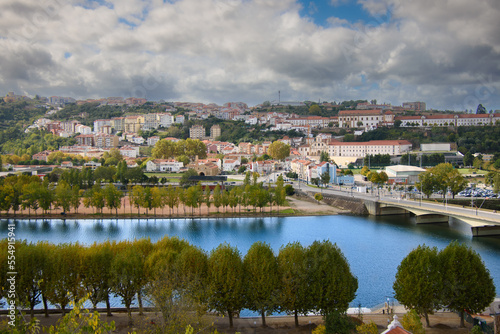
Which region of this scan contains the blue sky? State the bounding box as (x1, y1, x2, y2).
(0, 0, 499, 111)
(298, 0, 384, 27)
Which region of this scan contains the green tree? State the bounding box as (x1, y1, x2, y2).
(104, 183, 123, 216)
(393, 245, 442, 327)
(319, 151, 329, 162)
(267, 141, 291, 161)
(208, 243, 245, 328)
(110, 243, 144, 325)
(15, 242, 46, 317)
(401, 309, 426, 334)
(180, 168, 198, 187)
(463, 151, 473, 167)
(305, 241, 358, 315)
(81, 241, 115, 315)
(320, 169, 331, 187)
(45, 243, 84, 315)
(243, 242, 279, 326)
(309, 104, 321, 115)
(314, 193, 323, 203)
(131, 185, 144, 215)
(278, 242, 309, 327)
(439, 241, 496, 327)
(274, 176, 286, 214)
(213, 184, 222, 214)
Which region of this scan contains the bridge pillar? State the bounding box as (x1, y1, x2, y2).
(416, 214, 449, 224)
(471, 225, 500, 237)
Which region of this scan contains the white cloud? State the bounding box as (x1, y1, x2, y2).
(0, 0, 498, 110)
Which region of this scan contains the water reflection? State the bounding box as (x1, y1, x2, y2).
(2, 215, 499, 308)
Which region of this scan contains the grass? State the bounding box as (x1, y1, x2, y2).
(457, 168, 487, 175)
(145, 172, 182, 178)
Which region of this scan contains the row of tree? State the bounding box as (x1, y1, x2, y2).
(0, 173, 288, 217)
(0, 238, 358, 330)
(393, 242, 496, 328)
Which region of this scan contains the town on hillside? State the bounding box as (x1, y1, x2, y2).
(1, 92, 500, 191)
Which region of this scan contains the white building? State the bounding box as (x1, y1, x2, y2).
(146, 159, 184, 172)
(147, 136, 160, 147)
(119, 145, 140, 158)
(328, 140, 412, 158)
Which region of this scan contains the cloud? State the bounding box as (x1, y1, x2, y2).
(0, 0, 498, 110)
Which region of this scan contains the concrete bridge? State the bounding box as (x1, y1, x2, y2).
(364, 198, 500, 237)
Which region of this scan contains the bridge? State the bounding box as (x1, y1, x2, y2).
(364, 197, 500, 237)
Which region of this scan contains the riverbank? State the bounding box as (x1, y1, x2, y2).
(2, 309, 481, 334)
(0, 195, 348, 220)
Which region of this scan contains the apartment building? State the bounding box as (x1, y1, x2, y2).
(190, 125, 205, 139)
(210, 124, 221, 140)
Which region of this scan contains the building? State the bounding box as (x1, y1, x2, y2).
(143, 113, 160, 130)
(402, 101, 426, 112)
(124, 116, 144, 133)
(385, 165, 426, 184)
(75, 134, 94, 146)
(147, 136, 160, 147)
(190, 125, 205, 140)
(210, 124, 221, 140)
(111, 117, 126, 132)
(94, 134, 119, 148)
(93, 119, 112, 133)
(396, 113, 500, 127)
(146, 159, 184, 172)
(338, 110, 394, 129)
(328, 140, 412, 158)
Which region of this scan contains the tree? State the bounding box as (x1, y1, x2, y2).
(180, 168, 198, 187)
(439, 241, 495, 327)
(267, 141, 290, 161)
(431, 163, 467, 198)
(213, 184, 222, 214)
(309, 104, 321, 115)
(278, 242, 309, 327)
(476, 103, 487, 114)
(319, 151, 329, 162)
(305, 241, 358, 315)
(104, 183, 123, 216)
(243, 242, 279, 326)
(393, 245, 442, 327)
(401, 309, 426, 334)
(15, 242, 46, 317)
(314, 193, 323, 203)
(208, 243, 245, 328)
(130, 185, 144, 215)
(463, 151, 473, 167)
(274, 176, 286, 214)
(320, 170, 330, 187)
(110, 243, 144, 325)
(45, 243, 84, 315)
(81, 241, 115, 315)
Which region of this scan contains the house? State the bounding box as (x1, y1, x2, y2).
(188, 161, 220, 176)
(83, 161, 102, 170)
(119, 145, 140, 159)
(146, 159, 184, 172)
(222, 159, 241, 172)
(61, 161, 73, 168)
(381, 316, 411, 334)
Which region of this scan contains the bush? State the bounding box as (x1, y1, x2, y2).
(356, 321, 378, 334)
(324, 311, 355, 334)
(284, 184, 295, 195)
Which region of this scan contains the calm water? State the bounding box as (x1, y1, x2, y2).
(2, 215, 500, 310)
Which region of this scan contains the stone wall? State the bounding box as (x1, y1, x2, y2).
(295, 189, 368, 215)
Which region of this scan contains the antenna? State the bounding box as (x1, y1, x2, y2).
(278, 91, 281, 105)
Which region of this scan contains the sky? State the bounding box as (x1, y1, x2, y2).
(0, 0, 499, 111)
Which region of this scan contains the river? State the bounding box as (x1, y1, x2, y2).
(2, 214, 499, 311)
